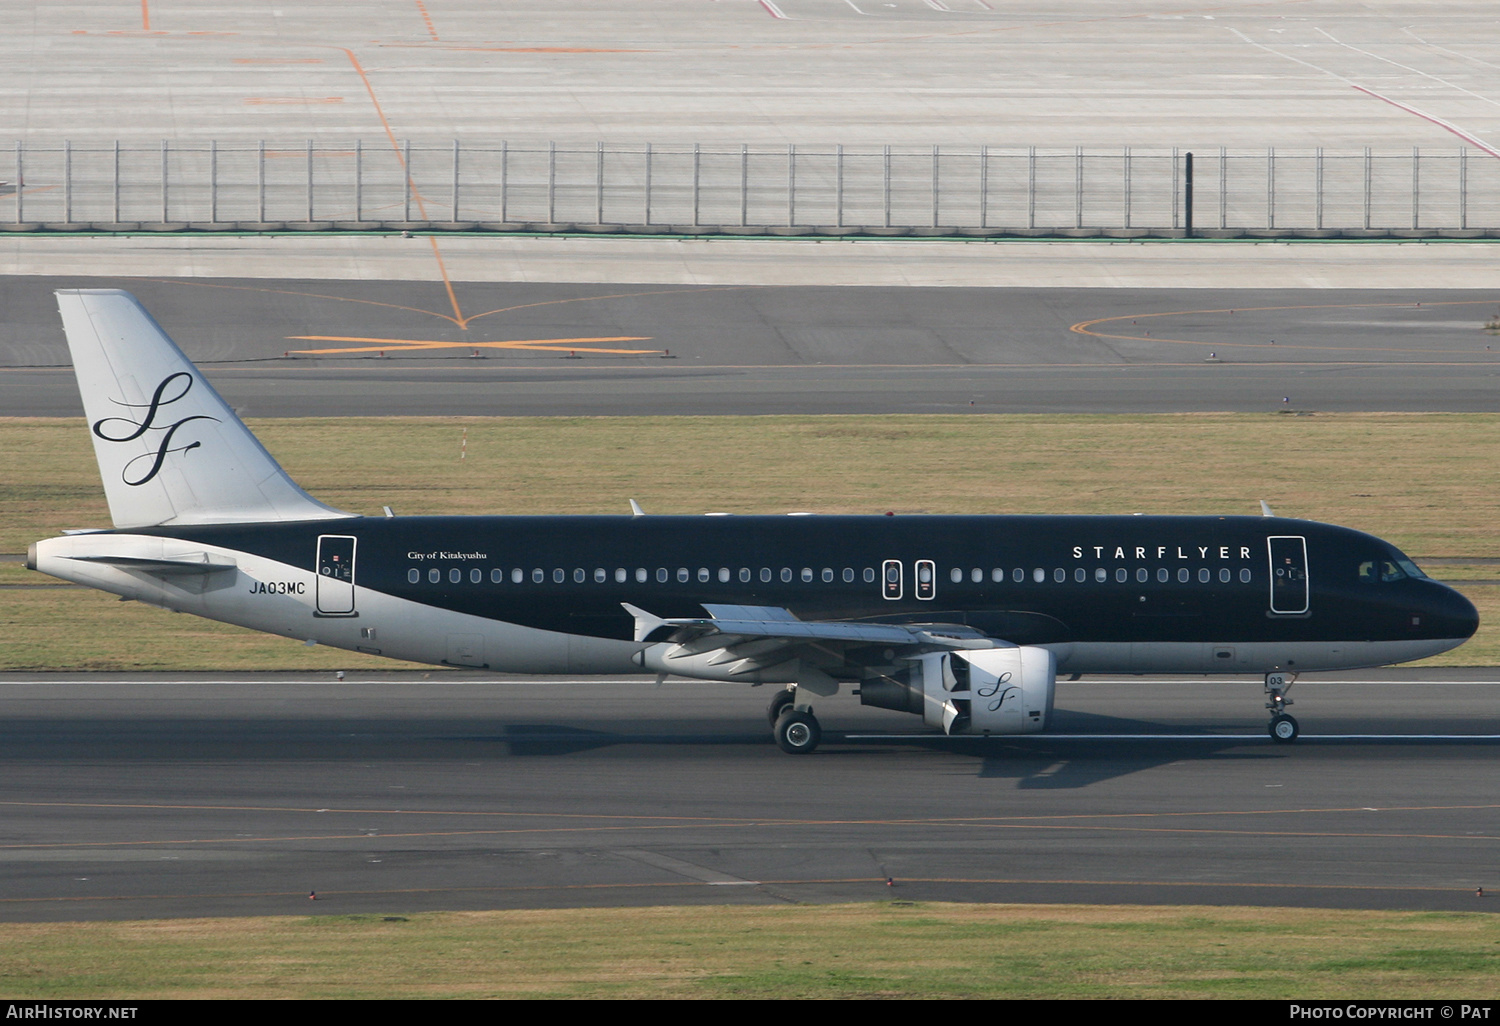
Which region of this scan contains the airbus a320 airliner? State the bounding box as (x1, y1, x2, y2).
(29, 290, 1478, 752)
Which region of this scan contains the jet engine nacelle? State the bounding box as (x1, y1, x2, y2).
(862, 646, 1056, 735)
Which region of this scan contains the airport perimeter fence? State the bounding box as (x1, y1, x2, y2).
(4, 140, 1500, 238)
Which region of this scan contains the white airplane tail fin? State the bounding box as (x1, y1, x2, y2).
(56, 289, 353, 529)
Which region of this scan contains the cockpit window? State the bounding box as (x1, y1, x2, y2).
(1358, 554, 1429, 582)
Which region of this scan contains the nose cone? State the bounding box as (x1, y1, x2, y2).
(1427, 581, 1479, 642)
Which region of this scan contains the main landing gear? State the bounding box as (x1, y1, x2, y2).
(1265, 671, 1299, 743)
(768, 688, 822, 754)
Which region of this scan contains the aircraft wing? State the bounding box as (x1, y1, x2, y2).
(622, 601, 998, 690)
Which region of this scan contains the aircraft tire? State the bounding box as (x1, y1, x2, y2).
(767, 688, 796, 728)
(1268, 713, 1300, 743)
(774, 708, 821, 754)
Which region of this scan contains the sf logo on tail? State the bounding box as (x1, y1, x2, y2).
(91, 372, 219, 486)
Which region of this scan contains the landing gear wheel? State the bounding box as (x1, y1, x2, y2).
(767, 688, 796, 728)
(1269, 713, 1300, 743)
(774, 708, 822, 754)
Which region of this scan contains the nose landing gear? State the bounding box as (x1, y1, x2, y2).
(1265, 671, 1299, 743)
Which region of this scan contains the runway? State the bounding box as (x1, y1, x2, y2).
(4, 275, 1499, 415)
(2, 670, 1497, 922)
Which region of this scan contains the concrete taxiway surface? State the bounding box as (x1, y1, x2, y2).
(4, 274, 1499, 415)
(1, 670, 1497, 922)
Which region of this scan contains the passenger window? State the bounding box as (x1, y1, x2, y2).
(863, 567, 876, 583)
(1137, 568, 1148, 583)
(513, 568, 524, 584)
(1219, 568, 1231, 583)
(741, 568, 752, 583)
(1177, 568, 1190, 583)
(821, 568, 833, 582)
(972, 568, 982, 583)
(1198, 568, 1210, 583)
(1116, 568, 1128, 583)
(430, 569, 441, 584)
(1054, 568, 1065, 583)
(656, 568, 668, 583)
(1240, 568, 1252, 583)
(616, 568, 628, 583)
(450, 569, 462, 584)
(1094, 568, 1107, 582)
(408, 568, 420, 584)
(950, 567, 963, 584)
(573, 569, 585, 583)
(1014, 568, 1025, 583)
(781, 568, 793, 582)
(677, 568, 690, 583)
(801, 567, 813, 582)
(761, 568, 773, 583)
(720, 568, 731, 583)
(554, 569, 566, 583)
(636, 568, 647, 583)
(697, 567, 710, 582)
(843, 568, 855, 583)
(1034, 568, 1045, 583)
(492, 569, 504, 583)
(595, 568, 607, 583)
(1074, 568, 1086, 582)
(471, 569, 482, 584)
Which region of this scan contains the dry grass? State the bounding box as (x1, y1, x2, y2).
(4, 413, 1498, 669)
(2, 903, 1498, 999)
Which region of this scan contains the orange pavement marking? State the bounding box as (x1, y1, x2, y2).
(286, 334, 660, 356)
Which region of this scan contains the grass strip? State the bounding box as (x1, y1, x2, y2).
(2, 903, 1498, 999)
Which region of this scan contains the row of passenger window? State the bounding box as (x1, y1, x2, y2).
(955, 566, 1255, 584)
(406, 565, 1256, 585)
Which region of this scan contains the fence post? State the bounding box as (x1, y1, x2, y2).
(1122, 145, 1130, 229)
(740, 144, 748, 227)
(1183, 151, 1193, 238)
(692, 142, 700, 227)
(63, 139, 71, 224)
(306, 138, 314, 222)
(596, 141, 604, 225)
(979, 144, 988, 229)
(1075, 146, 1083, 229)
(644, 142, 651, 225)
(1027, 146, 1035, 229)
(403, 138, 411, 221)
(1460, 146, 1467, 230)
(1411, 146, 1419, 229)
(787, 144, 795, 227)
(452, 138, 460, 222)
(883, 145, 891, 228)
(835, 143, 843, 228)
(161, 139, 169, 223)
(113, 139, 121, 223)
(1266, 146, 1274, 229)
(547, 141, 556, 224)
(258, 140, 265, 222)
(1363, 147, 1371, 230)
(1315, 146, 1323, 230)
(355, 139, 362, 222)
(932, 144, 940, 228)
(209, 139, 217, 223)
(500, 140, 508, 223)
